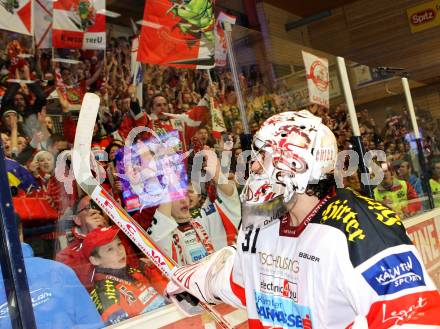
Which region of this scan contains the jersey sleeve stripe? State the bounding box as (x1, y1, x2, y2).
(229, 271, 246, 306)
(215, 203, 238, 246)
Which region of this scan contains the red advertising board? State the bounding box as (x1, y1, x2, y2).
(406, 216, 440, 288)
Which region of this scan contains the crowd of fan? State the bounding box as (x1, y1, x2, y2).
(0, 34, 440, 325)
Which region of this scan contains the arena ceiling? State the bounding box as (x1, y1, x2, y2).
(106, 0, 440, 84)
(106, 0, 362, 26)
(263, 0, 360, 17)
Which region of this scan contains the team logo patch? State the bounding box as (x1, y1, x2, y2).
(255, 291, 313, 328)
(362, 251, 425, 296)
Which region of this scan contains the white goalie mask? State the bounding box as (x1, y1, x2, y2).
(240, 110, 338, 230)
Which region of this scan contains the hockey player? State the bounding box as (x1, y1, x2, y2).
(166, 110, 440, 328)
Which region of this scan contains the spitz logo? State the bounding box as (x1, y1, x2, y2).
(411, 9, 436, 25)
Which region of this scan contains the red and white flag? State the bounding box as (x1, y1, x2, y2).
(35, 0, 52, 48)
(131, 36, 143, 106)
(0, 0, 32, 35)
(138, 0, 215, 69)
(302, 50, 329, 109)
(53, 0, 106, 50)
(214, 11, 236, 67)
(210, 97, 226, 139)
(164, 105, 210, 147)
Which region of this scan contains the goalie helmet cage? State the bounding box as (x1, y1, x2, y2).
(72, 93, 233, 329)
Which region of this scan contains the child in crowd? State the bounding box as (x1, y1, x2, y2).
(83, 226, 167, 325)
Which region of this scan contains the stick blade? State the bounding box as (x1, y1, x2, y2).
(72, 93, 100, 188)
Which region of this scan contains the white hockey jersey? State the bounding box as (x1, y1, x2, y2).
(147, 187, 241, 266)
(210, 188, 440, 328)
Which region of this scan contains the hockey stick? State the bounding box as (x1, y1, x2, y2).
(72, 93, 233, 329)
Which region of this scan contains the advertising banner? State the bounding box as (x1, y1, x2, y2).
(406, 215, 440, 288)
(53, 0, 106, 49)
(302, 51, 329, 109)
(407, 0, 440, 33)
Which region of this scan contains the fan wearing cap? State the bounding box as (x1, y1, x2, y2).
(164, 110, 440, 328)
(1, 109, 28, 160)
(56, 195, 140, 291)
(1, 108, 25, 136)
(83, 227, 167, 325)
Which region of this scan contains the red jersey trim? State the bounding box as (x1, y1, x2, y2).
(280, 192, 333, 237)
(229, 271, 246, 306)
(248, 319, 284, 328)
(215, 203, 238, 246)
(364, 290, 440, 328)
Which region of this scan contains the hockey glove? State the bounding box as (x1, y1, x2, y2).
(166, 246, 236, 316)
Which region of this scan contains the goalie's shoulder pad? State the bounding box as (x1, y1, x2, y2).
(312, 188, 411, 267)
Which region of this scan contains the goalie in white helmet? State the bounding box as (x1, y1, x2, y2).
(166, 110, 440, 329)
(240, 110, 338, 231)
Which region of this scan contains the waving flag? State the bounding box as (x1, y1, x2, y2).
(131, 36, 143, 106)
(164, 105, 210, 147)
(214, 11, 235, 67)
(0, 0, 32, 35)
(210, 97, 226, 139)
(138, 0, 215, 69)
(35, 0, 52, 48)
(302, 50, 330, 109)
(53, 0, 106, 49)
